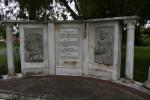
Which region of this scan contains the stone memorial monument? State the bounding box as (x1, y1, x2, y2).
(18, 21, 121, 80)
(3, 16, 137, 81)
(55, 23, 83, 75)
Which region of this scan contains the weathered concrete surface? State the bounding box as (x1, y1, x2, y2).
(143, 67, 150, 89)
(125, 20, 136, 80)
(116, 78, 150, 96)
(144, 80, 150, 89)
(6, 26, 15, 75)
(0, 76, 149, 100)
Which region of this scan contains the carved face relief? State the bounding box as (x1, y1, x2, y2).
(94, 27, 114, 65)
(24, 28, 44, 62)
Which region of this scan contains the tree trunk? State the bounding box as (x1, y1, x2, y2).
(29, 0, 36, 20)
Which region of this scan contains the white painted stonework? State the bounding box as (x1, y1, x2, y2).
(18, 21, 121, 80)
(144, 67, 150, 89)
(19, 24, 49, 75)
(148, 67, 150, 80)
(125, 20, 136, 80)
(6, 25, 15, 75)
(3, 16, 137, 80)
(88, 21, 121, 80)
(55, 23, 83, 75)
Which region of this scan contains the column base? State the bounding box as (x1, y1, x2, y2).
(2, 73, 22, 80)
(123, 78, 135, 83)
(143, 80, 150, 90)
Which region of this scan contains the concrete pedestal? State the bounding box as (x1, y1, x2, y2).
(143, 67, 150, 89)
(125, 20, 136, 80)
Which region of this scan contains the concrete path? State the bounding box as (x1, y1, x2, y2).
(0, 76, 149, 100)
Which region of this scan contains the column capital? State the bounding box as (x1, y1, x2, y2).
(124, 19, 137, 23)
(124, 19, 136, 29)
(6, 25, 13, 33)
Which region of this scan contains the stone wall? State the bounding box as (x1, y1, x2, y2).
(0, 16, 138, 80)
(18, 20, 121, 80)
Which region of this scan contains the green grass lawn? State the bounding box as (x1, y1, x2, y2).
(0, 55, 7, 65)
(0, 48, 21, 75)
(0, 55, 21, 75)
(0, 46, 150, 83)
(0, 55, 8, 75)
(121, 46, 150, 83)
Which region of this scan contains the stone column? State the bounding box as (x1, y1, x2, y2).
(83, 23, 89, 76)
(6, 25, 15, 75)
(143, 67, 150, 89)
(125, 20, 136, 80)
(148, 67, 150, 80)
(112, 21, 121, 81)
(48, 23, 56, 75)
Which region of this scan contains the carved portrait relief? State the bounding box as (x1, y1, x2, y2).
(24, 28, 44, 62)
(94, 27, 114, 65)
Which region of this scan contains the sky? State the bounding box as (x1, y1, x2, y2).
(0, 0, 19, 20)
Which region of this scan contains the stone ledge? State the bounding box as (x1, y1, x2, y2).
(143, 80, 150, 90)
(116, 78, 150, 96)
(0, 73, 22, 80)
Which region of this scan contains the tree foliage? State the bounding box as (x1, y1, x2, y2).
(0, 0, 150, 46)
(0, 0, 150, 21)
(0, 25, 6, 39)
(55, 0, 150, 21)
(18, 0, 54, 20)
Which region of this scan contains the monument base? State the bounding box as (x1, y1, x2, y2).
(2, 74, 22, 80)
(144, 80, 150, 89)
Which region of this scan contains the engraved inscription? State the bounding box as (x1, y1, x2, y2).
(59, 28, 79, 59)
(94, 27, 113, 65)
(24, 28, 43, 62)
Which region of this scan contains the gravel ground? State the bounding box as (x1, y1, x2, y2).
(0, 76, 148, 100)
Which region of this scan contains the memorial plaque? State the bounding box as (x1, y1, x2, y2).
(94, 27, 114, 65)
(24, 28, 43, 62)
(59, 28, 79, 59)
